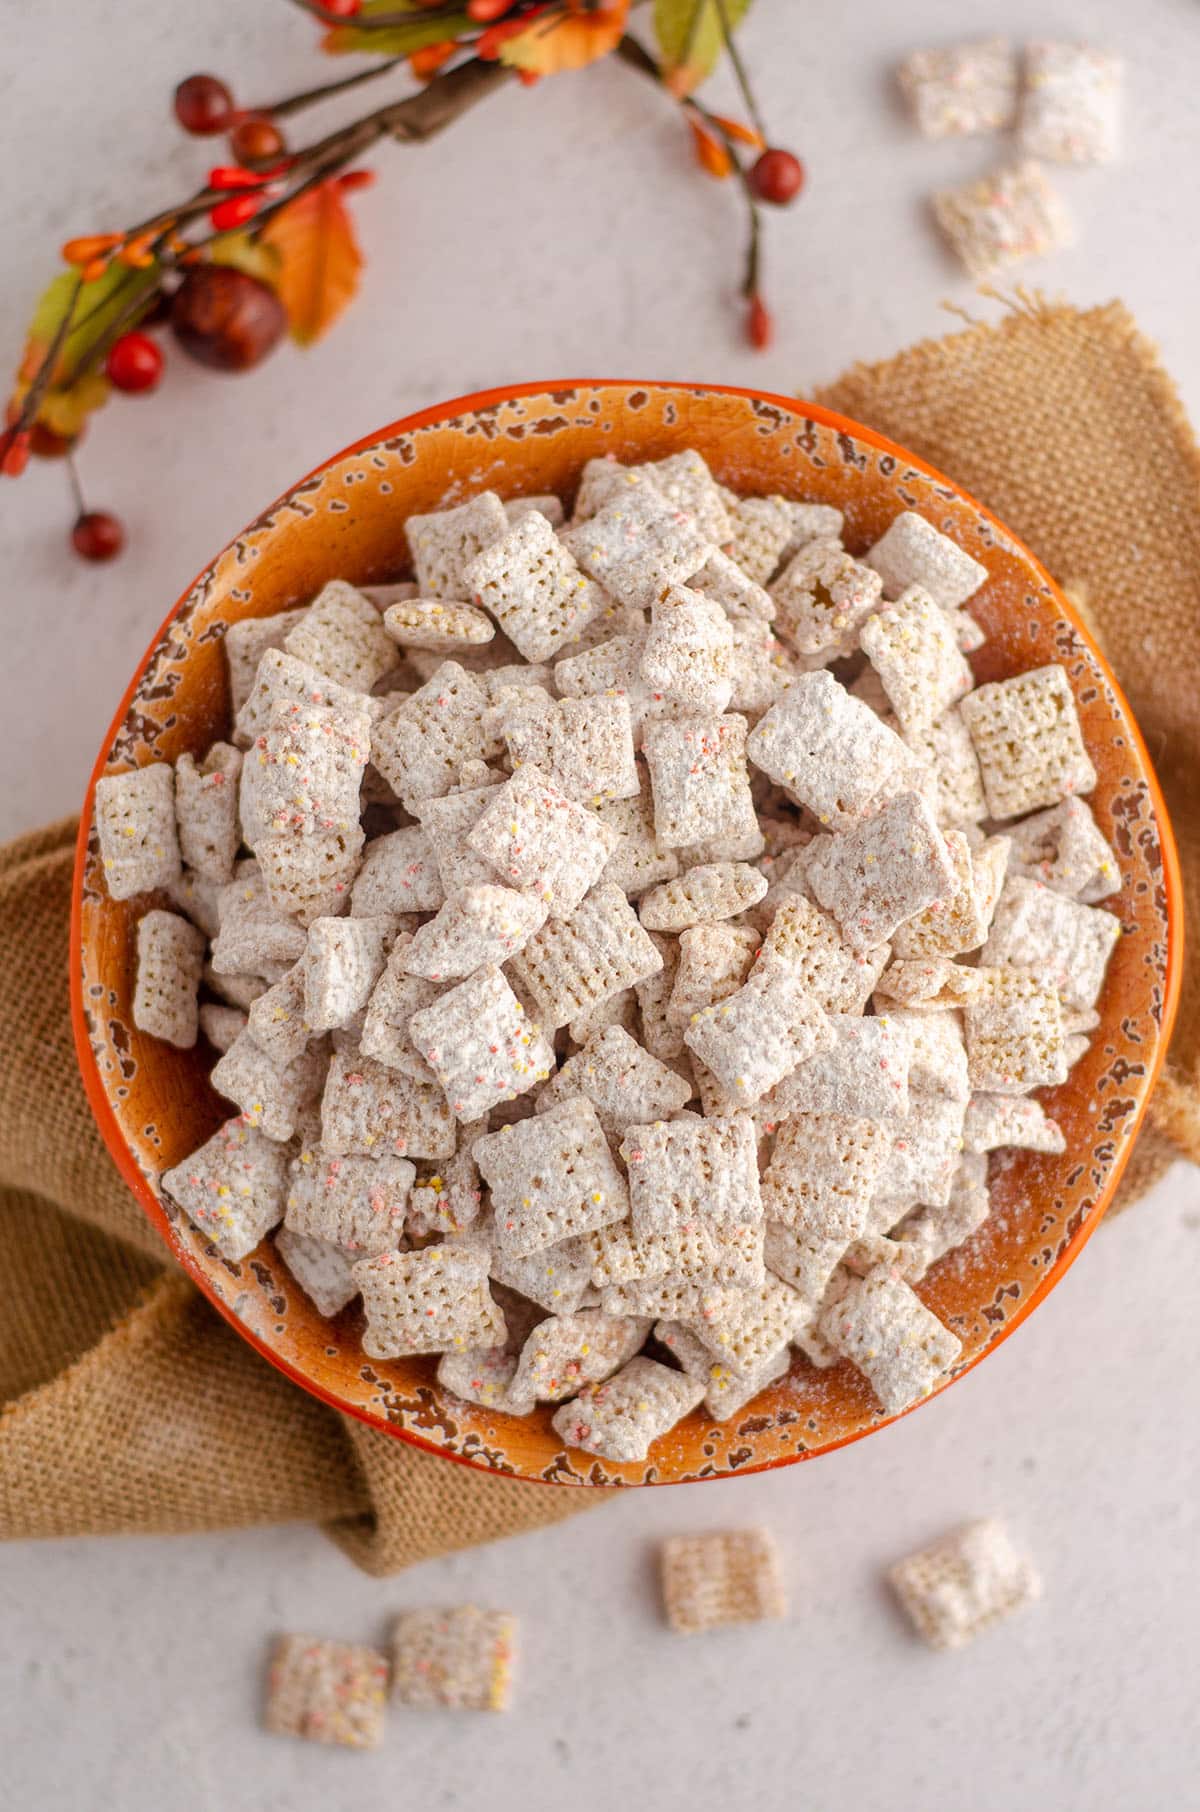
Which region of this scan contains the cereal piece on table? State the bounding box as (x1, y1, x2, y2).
(95, 763, 181, 900)
(621, 1113, 763, 1240)
(211, 1028, 328, 1142)
(1020, 42, 1122, 164)
(770, 1013, 911, 1123)
(404, 885, 547, 982)
(161, 1117, 289, 1260)
(490, 1233, 596, 1317)
(437, 1346, 531, 1415)
(865, 512, 988, 610)
(286, 1145, 413, 1257)
(233, 647, 377, 749)
(980, 876, 1120, 1012)
(760, 895, 889, 1015)
(133, 909, 205, 1048)
(890, 830, 994, 961)
(173, 743, 242, 884)
(641, 585, 734, 714)
(500, 691, 640, 806)
(198, 1002, 247, 1053)
(873, 958, 980, 1012)
(1005, 797, 1119, 902)
(959, 665, 1095, 820)
(284, 580, 397, 693)
(640, 861, 768, 933)
(382, 597, 495, 654)
(647, 449, 733, 544)
(275, 1226, 359, 1316)
(360, 935, 440, 1080)
(416, 779, 507, 895)
(223, 608, 307, 717)
(354, 1243, 505, 1357)
(692, 548, 775, 624)
(667, 922, 760, 1030)
(475, 1095, 628, 1256)
(405, 491, 508, 599)
(761, 1112, 890, 1242)
(690, 1272, 809, 1377)
(505, 492, 565, 527)
(392, 1606, 517, 1712)
(746, 671, 916, 829)
(819, 1265, 961, 1413)
(964, 1093, 1064, 1154)
(256, 829, 364, 926)
(933, 160, 1071, 281)
(509, 1309, 650, 1405)
(906, 706, 988, 828)
(890, 1520, 1041, 1650)
(661, 1530, 785, 1634)
(636, 931, 685, 1061)
(321, 1046, 455, 1159)
(808, 792, 957, 954)
(891, 1153, 991, 1281)
(769, 540, 883, 658)
(860, 585, 973, 737)
(898, 37, 1018, 137)
(962, 966, 1069, 1096)
(265, 1634, 389, 1748)
(562, 486, 711, 611)
(468, 764, 618, 919)
(508, 883, 663, 1032)
(408, 965, 554, 1122)
(684, 953, 833, 1105)
(464, 509, 606, 661)
(571, 455, 662, 520)
(539, 1024, 692, 1140)
(370, 661, 495, 813)
(301, 915, 390, 1032)
(551, 1355, 705, 1463)
(642, 713, 755, 850)
(351, 826, 445, 918)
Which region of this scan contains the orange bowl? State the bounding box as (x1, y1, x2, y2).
(71, 381, 1182, 1487)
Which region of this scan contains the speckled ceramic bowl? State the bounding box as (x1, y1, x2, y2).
(72, 381, 1182, 1487)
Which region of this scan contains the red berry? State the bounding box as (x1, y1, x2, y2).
(321, 0, 363, 14)
(106, 331, 164, 394)
(0, 428, 31, 477)
(467, 0, 515, 19)
(173, 74, 234, 137)
(229, 116, 286, 166)
(748, 148, 805, 206)
(72, 510, 125, 562)
(170, 266, 287, 373)
(209, 193, 263, 231)
(746, 294, 773, 351)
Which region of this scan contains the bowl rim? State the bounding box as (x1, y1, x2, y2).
(70, 377, 1185, 1487)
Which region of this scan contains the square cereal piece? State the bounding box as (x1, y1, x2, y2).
(760, 895, 890, 1015)
(962, 966, 1068, 1094)
(321, 1046, 455, 1159)
(553, 629, 661, 738)
(499, 692, 640, 807)
(859, 585, 973, 736)
(474, 1095, 628, 1256)
(647, 449, 733, 544)
(769, 541, 882, 658)
(562, 487, 711, 610)
(761, 1111, 890, 1242)
(539, 1024, 691, 1141)
(360, 935, 440, 1080)
(683, 953, 833, 1105)
(275, 1226, 359, 1316)
(232, 647, 377, 750)
(746, 671, 915, 830)
(818, 1265, 961, 1413)
(571, 455, 662, 520)
(211, 1028, 328, 1142)
(351, 826, 446, 918)
(1020, 42, 1122, 164)
(689, 1272, 809, 1378)
(864, 511, 988, 609)
(891, 830, 995, 961)
(640, 861, 768, 933)
(959, 664, 1096, 820)
(490, 1233, 597, 1317)
(302, 915, 390, 1032)
(469, 765, 618, 919)
(174, 742, 242, 884)
(890, 1520, 1041, 1650)
(643, 713, 754, 850)
(761, 1221, 846, 1315)
(392, 1607, 517, 1712)
(256, 828, 364, 927)
(509, 1309, 650, 1405)
(884, 1008, 970, 1101)
(621, 1113, 763, 1241)
(980, 875, 1120, 1011)
(161, 1117, 289, 1260)
(726, 621, 801, 719)
(505, 492, 565, 527)
(905, 706, 988, 828)
(594, 776, 682, 899)
(382, 597, 495, 654)
(808, 792, 957, 952)
(370, 662, 495, 813)
(416, 780, 507, 895)
(199, 1002, 247, 1053)
(405, 491, 508, 598)
(874, 1092, 967, 1212)
(1005, 797, 1119, 902)
(353, 1243, 505, 1358)
(551, 1355, 705, 1463)
(95, 763, 181, 900)
(891, 1152, 991, 1281)
(661, 1530, 785, 1635)
(770, 1014, 911, 1122)
(701, 1345, 791, 1422)
(667, 922, 760, 1030)
(284, 580, 397, 692)
(404, 884, 547, 982)
(590, 1210, 764, 1294)
(409, 965, 555, 1122)
(508, 883, 664, 1032)
(641, 586, 734, 714)
(238, 697, 369, 850)
(692, 547, 775, 624)
(898, 37, 1018, 137)
(636, 931, 685, 1061)
(285, 1148, 414, 1256)
(963, 1093, 1065, 1155)
(722, 494, 796, 585)
(133, 909, 205, 1048)
(265, 1635, 389, 1748)
(224, 607, 307, 717)
(933, 159, 1071, 281)
(464, 510, 606, 661)
(437, 1346, 532, 1415)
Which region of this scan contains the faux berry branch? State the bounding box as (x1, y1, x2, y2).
(2, 0, 804, 561)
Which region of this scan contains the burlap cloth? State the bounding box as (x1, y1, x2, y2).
(3, 299, 1197, 1573)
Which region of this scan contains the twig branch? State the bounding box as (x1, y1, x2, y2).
(713, 0, 767, 141)
(263, 56, 408, 121)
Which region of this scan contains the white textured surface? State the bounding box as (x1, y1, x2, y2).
(2, 3, 1199, 1807)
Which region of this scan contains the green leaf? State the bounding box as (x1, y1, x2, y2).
(322, 6, 471, 57)
(30, 261, 160, 381)
(208, 231, 282, 289)
(653, 0, 753, 92)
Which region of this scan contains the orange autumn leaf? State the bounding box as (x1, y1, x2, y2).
(687, 114, 732, 179)
(260, 180, 362, 347)
(498, 0, 629, 75)
(709, 111, 764, 150)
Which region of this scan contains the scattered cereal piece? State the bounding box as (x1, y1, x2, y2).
(933, 160, 1071, 281)
(265, 1634, 389, 1748)
(408, 964, 555, 1123)
(661, 1529, 786, 1634)
(898, 38, 1018, 137)
(354, 1243, 505, 1357)
(161, 1117, 289, 1260)
(133, 908, 206, 1048)
(889, 1519, 1041, 1649)
(550, 1355, 705, 1463)
(392, 1606, 517, 1712)
(1020, 42, 1122, 165)
(95, 763, 181, 900)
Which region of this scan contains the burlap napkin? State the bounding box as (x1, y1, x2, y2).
(2, 300, 1196, 1573)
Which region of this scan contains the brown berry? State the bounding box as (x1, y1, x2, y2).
(229, 115, 285, 166)
(173, 74, 234, 137)
(72, 510, 125, 562)
(749, 148, 805, 206)
(170, 266, 286, 373)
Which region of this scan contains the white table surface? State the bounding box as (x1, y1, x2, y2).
(2, 3, 1198, 1807)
